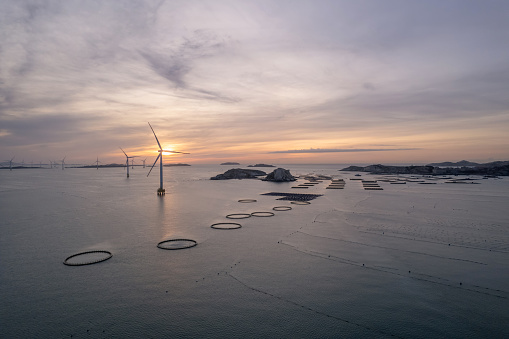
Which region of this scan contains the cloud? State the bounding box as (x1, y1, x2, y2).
(1, 1, 508, 163)
(269, 148, 419, 154)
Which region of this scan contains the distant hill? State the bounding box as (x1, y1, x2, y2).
(341, 161, 509, 176)
(248, 163, 275, 167)
(426, 160, 479, 167)
(220, 162, 240, 165)
(164, 163, 191, 167)
(477, 161, 509, 167)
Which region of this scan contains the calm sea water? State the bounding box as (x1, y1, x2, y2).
(1, 164, 508, 338)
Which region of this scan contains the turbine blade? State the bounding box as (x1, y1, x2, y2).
(148, 122, 162, 150)
(161, 150, 190, 154)
(119, 147, 128, 157)
(147, 153, 161, 177)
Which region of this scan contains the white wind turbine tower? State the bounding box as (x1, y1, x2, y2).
(120, 147, 137, 178)
(147, 122, 189, 195)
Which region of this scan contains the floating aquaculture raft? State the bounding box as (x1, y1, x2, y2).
(261, 192, 323, 201)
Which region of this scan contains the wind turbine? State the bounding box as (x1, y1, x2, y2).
(142, 158, 147, 168)
(95, 156, 101, 170)
(7, 156, 14, 171)
(120, 147, 137, 178)
(61, 156, 66, 170)
(147, 122, 189, 195)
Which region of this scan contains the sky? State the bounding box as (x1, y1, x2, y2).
(1, 0, 509, 165)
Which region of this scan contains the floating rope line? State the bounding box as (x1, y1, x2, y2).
(211, 222, 242, 230)
(157, 239, 197, 250)
(63, 250, 112, 266)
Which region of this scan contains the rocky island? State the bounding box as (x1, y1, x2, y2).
(263, 168, 296, 182)
(426, 160, 479, 167)
(248, 163, 275, 167)
(341, 161, 509, 176)
(220, 162, 240, 165)
(210, 168, 267, 180)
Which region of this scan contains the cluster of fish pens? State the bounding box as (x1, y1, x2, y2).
(291, 175, 346, 190)
(375, 175, 486, 185)
(349, 177, 384, 190)
(326, 178, 345, 189)
(361, 180, 383, 190)
(210, 192, 322, 230)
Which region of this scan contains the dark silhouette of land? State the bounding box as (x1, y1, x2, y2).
(341, 160, 509, 176)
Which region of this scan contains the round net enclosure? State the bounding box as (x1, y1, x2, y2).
(226, 213, 251, 219)
(211, 222, 242, 230)
(63, 250, 112, 266)
(250, 211, 275, 217)
(291, 201, 311, 205)
(238, 199, 257, 203)
(157, 239, 197, 250)
(273, 206, 292, 211)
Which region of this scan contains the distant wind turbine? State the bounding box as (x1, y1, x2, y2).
(8, 156, 15, 171)
(61, 156, 66, 170)
(120, 147, 137, 178)
(95, 156, 101, 170)
(147, 122, 189, 195)
(142, 158, 147, 168)
(3, 156, 15, 170)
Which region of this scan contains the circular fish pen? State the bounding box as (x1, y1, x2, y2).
(238, 199, 257, 203)
(211, 222, 242, 230)
(273, 206, 292, 211)
(291, 201, 311, 205)
(63, 250, 112, 266)
(226, 213, 252, 219)
(251, 211, 275, 217)
(157, 239, 197, 250)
